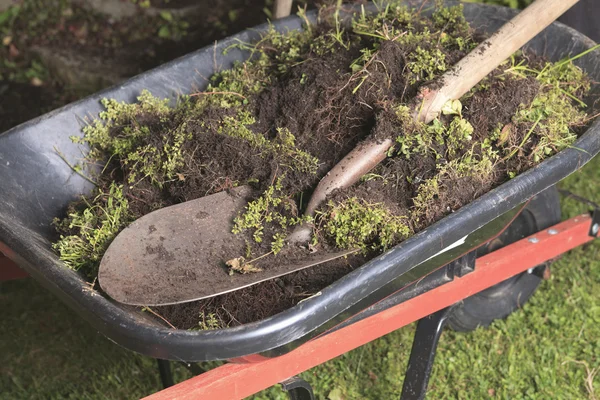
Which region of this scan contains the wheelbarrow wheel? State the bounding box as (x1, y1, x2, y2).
(447, 186, 561, 332)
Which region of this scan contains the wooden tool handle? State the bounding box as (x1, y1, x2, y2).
(416, 0, 580, 123)
(302, 139, 393, 217)
(274, 0, 293, 19)
(288, 0, 579, 244)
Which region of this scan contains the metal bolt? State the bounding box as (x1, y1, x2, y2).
(547, 229, 558, 235)
(528, 237, 539, 244)
(592, 223, 599, 236)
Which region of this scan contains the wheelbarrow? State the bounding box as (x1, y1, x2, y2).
(0, 1, 599, 398)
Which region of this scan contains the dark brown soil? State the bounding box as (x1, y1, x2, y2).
(463, 76, 540, 141)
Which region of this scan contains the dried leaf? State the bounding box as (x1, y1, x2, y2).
(226, 256, 262, 275)
(499, 123, 512, 145)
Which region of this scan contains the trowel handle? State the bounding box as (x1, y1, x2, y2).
(416, 0, 581, 123)
(289, 0, 580, 244)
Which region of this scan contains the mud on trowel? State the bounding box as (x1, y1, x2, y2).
(99, 0, 579, 306)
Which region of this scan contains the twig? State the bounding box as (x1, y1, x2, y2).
(561, 359, 598, 400)
(503, 115, 542, 161)
(220, 305, 240, 326)
(189, 91, 246, 99)
(143, 306, 176, 329)
(247, 250, 274, 265)
(582, 110, 600, 123)
(54, 147, 98, 186)
(416, 0, 428, 16)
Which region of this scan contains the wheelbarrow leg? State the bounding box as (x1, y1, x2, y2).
(280, 376, 315, 400)
(157, 359, 174, 389)
(400, 306, 452, 400)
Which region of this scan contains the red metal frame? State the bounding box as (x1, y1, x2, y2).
(0, 252, 28, 282)
(144, 214, 596, 400)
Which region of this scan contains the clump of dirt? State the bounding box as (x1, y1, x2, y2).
(51, 3, 593, 330)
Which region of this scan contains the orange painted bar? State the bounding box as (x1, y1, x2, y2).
(144, 214, 594, 400)
(0, 252, 28, 281)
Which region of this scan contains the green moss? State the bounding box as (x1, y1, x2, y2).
(352, 2, 413, 41)
(319, 197, 412, 253)
(395, 103, 474, 161)
(232, 177, 309, 250)
(74, 90, 190, 187)
(216, 110, 264, 145)
(196, 312, 224, 330)
(351, 3, 473, 88)
(52, 183, 131, 276)
(271, 232, 287, 255)
(215, 113, 318, 175)
(445, 117, 474, 157)
(272, 127, 319, 175)
(411, 148, 495, 220)
(411, 176, 440, 219)
(502, 57, 590, 163)
(431, 3, 470, 37)
(407, 46, 447, 83)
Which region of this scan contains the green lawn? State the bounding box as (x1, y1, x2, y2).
(1, 155, 598, 399)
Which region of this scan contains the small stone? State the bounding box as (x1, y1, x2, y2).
(30, 77, 44, 87)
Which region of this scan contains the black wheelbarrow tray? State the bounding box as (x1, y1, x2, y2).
(1, 1, 599, 363)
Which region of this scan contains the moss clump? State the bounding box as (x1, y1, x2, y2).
(75, 90, 190, 188)
(214, 114, 318, 175)
(508, 61, 589, 163)
(232, 177, 310, 252)
(318, 198, 412, 253)
(395, 99, 478, 169)
(53, 183, 131, 275)
(407, 46, 447, 83)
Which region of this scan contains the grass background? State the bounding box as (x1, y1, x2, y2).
(1, 0, 599, 398)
